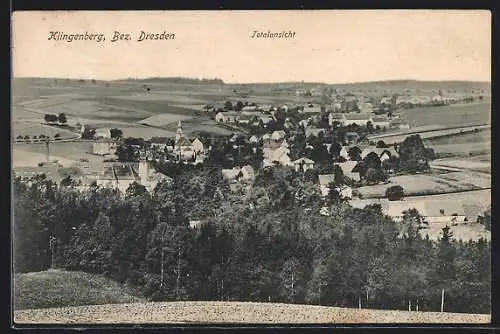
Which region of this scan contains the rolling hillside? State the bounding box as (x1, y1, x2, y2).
(14, 269, 145, 310)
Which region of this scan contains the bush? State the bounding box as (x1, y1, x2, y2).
(386, 185, 404, 201)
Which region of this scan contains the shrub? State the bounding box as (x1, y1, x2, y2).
(386, 185, 404, 201)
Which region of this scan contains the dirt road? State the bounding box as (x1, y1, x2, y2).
(14, 301, 490, 325)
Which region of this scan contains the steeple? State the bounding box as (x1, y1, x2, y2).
(176, 120, 184, 141)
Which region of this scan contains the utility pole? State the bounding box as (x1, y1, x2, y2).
(49, 236, 56, 269)
(441, 289, 445, 312)
(160, 230, 165, 289)
(176, 235, 181, 300)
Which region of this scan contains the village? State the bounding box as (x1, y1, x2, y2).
(12, 87, 491, 240)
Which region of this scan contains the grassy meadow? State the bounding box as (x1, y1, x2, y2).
(14, 269, 145, 310)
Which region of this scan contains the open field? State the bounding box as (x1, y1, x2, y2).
(14, 301, 490, 324)
(368, 125, 490, 145)
(419, 221, 491, 242)
(12, 121, 79, 140)
(430, 158, 491, 173)
(425, 128, 490, 145)
(356, 171, 490, 199)
(402, 101, 491, 128)
(139, 113, 194, 127)
(12, 149, 77, 167)
(428, 142, 491, 157)
(11, 141, 111, 168)
(14, 270, 144, 311)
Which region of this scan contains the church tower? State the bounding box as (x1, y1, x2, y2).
(176, 120, 184, 142)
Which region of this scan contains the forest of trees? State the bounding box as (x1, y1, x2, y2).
(13, 164, 490, 314)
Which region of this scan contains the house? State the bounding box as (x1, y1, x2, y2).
(298, 119, 310, 128)
(343, 113, 373, 127)
(371, 116, 391, 129)
(390, 119, 411, 130)
(345, 132, 360, 145)
(259, 115, 274, 125)
(237, 115, 253, 124)
(340, 146, 351, 160)
(240, 165, 256, 182)
(318, 174, 352, 198)
(305, 127, 326, 138)
(301, 104, 322, 114)
(271, 130, 287, 141)
(380, 96, 392, 105)
(215, 111, 239, 123)
(292, 157, 315, 172)
(328, 113, 346, 126)
(222, 167, 242, 182)
(357, 102, 373, 113)
(334, 161, 361, 181)
(249, 135, 260, 144)
(92, 139, 117, 156)
(270, 148, 292, 167)
(318, 174, 335, 196)
(94, 128, 112, 139)
(191, 138, 205, 153)
(242, 105, 259, 112)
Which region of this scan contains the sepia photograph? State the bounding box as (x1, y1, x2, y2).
(11, 10, 491, 325)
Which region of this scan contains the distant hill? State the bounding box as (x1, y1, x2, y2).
(14, 269, 145, 310)
(12, 77, 491, 94)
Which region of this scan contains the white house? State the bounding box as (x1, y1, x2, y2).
(371, 116, 391, 129)
(216, 111, 239, 123)
(343, 113, 373, 127)
(92, 139, 117, 156)
(334, 161, 361, 182)
(95, 128, 112, 139)
(240, 165, 256, 182)
(191, 138, 205, 153)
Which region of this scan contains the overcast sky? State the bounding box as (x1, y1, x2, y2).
(12, 10, 491, 84)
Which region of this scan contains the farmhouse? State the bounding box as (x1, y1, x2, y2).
(390, 119, 411, 130)
(371, 116, 391, 129)
(237, 114, 253, 124)
(380, 96, 392, 105)
(222, 167, 242, 182)
(215, 111, 239, 123)
(242, 105, 259, 112)
(357, 102, 373, 113)
(292, 157, 315, 172)
(318, 174, 353, 198)
(345, 132, 360, 145)
(343, 113, 373, 127)
(249, 135, 260, 144)
(240, 165, 256, 182)
(328, 113, 346, 126)
(301, 104, 322, 114)
(92, 139, 117, 156)
(94, 128, 112, 139)
(334, 161, 361, 181)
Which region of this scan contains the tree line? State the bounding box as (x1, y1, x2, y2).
(13, 164, 490, 314)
